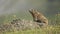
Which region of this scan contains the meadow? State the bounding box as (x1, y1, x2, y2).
(0, 12, 60, 34)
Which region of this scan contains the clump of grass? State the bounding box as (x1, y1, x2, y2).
(0, 14, 60, 34)
(1, 25, 60, 34)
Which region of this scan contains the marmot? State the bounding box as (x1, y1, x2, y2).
(29, 8, 48, 26)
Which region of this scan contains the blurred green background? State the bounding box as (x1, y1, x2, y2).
(0, 0, 60, 25)
(0, 0, 60, 34)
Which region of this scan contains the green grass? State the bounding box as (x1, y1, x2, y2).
(0, 12, 60, 34)
(1, 26, 60, 34)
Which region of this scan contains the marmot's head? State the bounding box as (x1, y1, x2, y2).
(29, 8, 38, 15)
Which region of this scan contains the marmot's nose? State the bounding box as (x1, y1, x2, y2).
(29, 8, 34, 12)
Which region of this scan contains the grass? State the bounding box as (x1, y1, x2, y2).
(1, 26, 60, 34)
(0, 12, 60, 34)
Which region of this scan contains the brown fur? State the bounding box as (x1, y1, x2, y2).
(29, 8, 48, 26)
